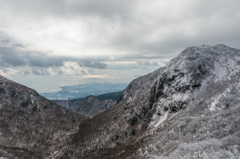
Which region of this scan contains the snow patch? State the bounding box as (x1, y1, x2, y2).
(234, 55, 240, 61)
(154, 112, 168, 128)
(214, 62, 228, 82)
(209, 87, 231, 111)
(171, 93, 190, 102)
(127, 97, 133, 104)
(149, 109, 169, 128)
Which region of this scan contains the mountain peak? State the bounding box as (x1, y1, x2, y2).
(197, 44, 211, 48)
(1, 44, 240, 159)
(196, 43, 229, 48)
(63, 44, 240, 158)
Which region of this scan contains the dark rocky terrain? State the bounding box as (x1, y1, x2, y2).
(52, 93, 119, 117)
(1, 44, 240, 159)
(0, 75, 86, 158)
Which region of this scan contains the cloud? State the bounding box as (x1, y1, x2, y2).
(0, 37, 103, 76)
(0, 45, 67, 68)
(137, 61, 159, 66)
(0, 0, 239, 82)
(0, 35, 108, 71)
(32, 68, 51, 75)
(1, 0, 135, 20)
(77, 74, 110, 79)
(1, 0, 239, 65)
(78, 61, 107, 69)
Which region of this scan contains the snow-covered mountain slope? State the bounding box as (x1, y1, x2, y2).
(0, 44, 239, 159)
(58, 44, 240, 159)
(0, 75, 86, 159)
(132, 44, 240, 159)
(52, 92, 119, 117)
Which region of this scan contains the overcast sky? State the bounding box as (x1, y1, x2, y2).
(0, 0, 239, 93)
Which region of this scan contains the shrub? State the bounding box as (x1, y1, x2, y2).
(34, 92, 39, 97)
(128, 116, 138, 126)
(21, 101, 29, 108)
(0, 88, 6, 94)
(33, 105, 37, 111)
(219, 95, 237, 108)
(142, 107, 148, 115)
(11, 91, 16, 97)
(130, 129, 136, 136)
(50, 102, 54, 106)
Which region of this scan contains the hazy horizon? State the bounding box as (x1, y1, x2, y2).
(0, 0, 239, 93)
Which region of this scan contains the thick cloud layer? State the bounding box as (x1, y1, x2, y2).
(78, 61, 107, 69)
(0, 0, 239, 92)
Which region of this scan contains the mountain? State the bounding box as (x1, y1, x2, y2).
(95, 91, 122, 101)
(52, 94, 118, 117)
(1, 44, 240, 159)
(0, 75, 86, 158)
(40, 83, 128, 100)
(66, 91, 121, 103)
(57, 44, 240, 158)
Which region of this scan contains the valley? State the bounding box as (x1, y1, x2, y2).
(0, 44, 240, 159)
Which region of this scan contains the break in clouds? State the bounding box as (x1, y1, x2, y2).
(0, 0, 239, 78)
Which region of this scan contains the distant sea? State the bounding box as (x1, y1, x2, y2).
(40, 83, 128, 100)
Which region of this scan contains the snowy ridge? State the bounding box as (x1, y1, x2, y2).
(1, 44, 240, 159)
(131, 44, 240, 159)
(146, 44, 240, 128)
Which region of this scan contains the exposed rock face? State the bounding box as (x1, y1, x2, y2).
(1, 44, 240, 159)
(59, 44, 240, 159)
(0, 75, 86, 158)
(52, 95, 117, 117)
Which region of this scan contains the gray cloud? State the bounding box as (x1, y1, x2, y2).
(0, 47, 26, 67)
(0, 0, 239, 80)
(0, 36, 108, 70)
(1, 0, 239, 62)
(32, 68, 51, 75)
(0, 46, 65, 68)
(1, 0, 135, 20)
(78, 61, 107, 69)
(137, 61, 159, 66)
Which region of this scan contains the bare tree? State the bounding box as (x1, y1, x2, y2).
(219, 95, 236, 108)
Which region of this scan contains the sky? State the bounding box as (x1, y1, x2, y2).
(0, 0, 239, 93)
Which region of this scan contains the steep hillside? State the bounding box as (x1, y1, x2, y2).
(0, 75, 86, 159)
(58, 44, 240, 159)
(1, 44, 239, 159)
(52, 94, 117, 117)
